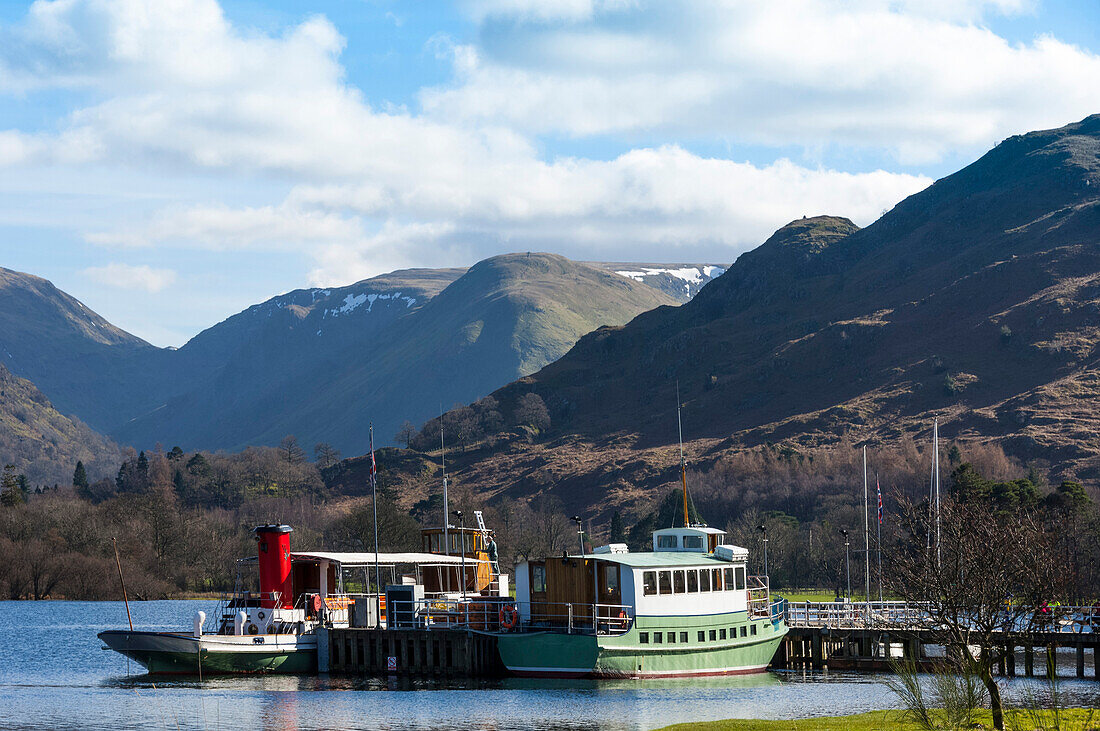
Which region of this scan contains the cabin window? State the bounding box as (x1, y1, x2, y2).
(680, 632, 688, 643)
(720, 629, 727, 640)
(686, 570, 699, 592)
(639, 632, 649, 644)
(654, 632, 663, 643)
(673, 571, 686, 594)
(666, 633, 675, 644)
(709, 629, 717, 641)
(751, 624, 757, 636)
(683, 535, 703, 550)
(740, 626, 747, 637)
(723, 567, 736, 590)
(643, 571, 657, 596)
(712, 568, 723, 590)
(605, 565, 620, 594)
(531, 565, 547, 593)
(657, 534, 678, 549)
(658, 571, 672, 595)
(735, 565, 747, 591)
(699, 570, 710, 592)
(697, 631, 705, 642)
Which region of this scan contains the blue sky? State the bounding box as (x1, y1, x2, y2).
(0, 0, 1098, 346)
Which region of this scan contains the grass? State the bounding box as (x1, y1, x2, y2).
(658, 709, 1100, 730)
(774, 589, 840, 603)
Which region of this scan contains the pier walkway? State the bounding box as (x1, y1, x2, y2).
(776, 600, 1100, 678)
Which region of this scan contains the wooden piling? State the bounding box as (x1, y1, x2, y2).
(1077, 645, 1085, 679)
(1025, 645, 1034, 676)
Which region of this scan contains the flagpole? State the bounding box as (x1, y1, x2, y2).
(863, 446, 870, 616)
(877, 475, 883, 604)
(370, 423, 381, 629)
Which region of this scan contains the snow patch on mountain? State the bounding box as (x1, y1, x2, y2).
(615, 266, 727, 296)
(324, 291, 417, 318)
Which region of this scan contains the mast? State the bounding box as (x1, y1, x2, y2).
(440, 404, 449, 556)
(370, 423, 381, 628)
(677, 382, 690, 528)
(863, 445, 870, 610)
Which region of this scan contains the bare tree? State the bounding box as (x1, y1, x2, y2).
(886, 495, 1067, 730)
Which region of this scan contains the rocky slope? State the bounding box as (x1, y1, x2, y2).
(388, 115, 1100, 522)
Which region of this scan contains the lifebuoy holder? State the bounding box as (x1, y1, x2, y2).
(499, 604, 519, 630)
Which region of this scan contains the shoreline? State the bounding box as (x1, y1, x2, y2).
(659, 708, 1099, 730)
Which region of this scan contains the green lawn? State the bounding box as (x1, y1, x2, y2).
(659, 708, 1099, 730)
(774, 589, 839, 603)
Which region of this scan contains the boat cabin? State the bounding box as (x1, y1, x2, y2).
(419, 526, 496, 595)
(512, 526, 772, 634)
(651, 526, 727, 553)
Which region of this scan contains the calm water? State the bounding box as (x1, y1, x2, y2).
(2, 600, 1099, 730)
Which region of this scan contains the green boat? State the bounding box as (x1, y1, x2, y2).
(498, 525, 787, 678)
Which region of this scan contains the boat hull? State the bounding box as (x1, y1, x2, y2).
(98, 631, 316, 675)
(497, 616, 787, 679)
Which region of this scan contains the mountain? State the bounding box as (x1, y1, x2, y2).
(396, 115, 1100, 520)
(587, 263, 727, 301)
(114, 253, 676, 453)
(0, 267, 163, 432)
(0, 362, 121, 486)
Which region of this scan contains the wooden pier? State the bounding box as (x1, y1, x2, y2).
(325, 627, 504, 677)
(773, 601, 1100, 679)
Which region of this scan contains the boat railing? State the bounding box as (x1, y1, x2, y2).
(372, 597, 634, 636)
(747, 575, 771, 619)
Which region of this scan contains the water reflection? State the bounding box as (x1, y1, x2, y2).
(4, 600, 1100, 730)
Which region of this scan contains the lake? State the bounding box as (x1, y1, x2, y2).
(2, 600, 1099, 729)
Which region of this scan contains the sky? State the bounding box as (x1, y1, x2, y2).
(0, 0, 1098, 347)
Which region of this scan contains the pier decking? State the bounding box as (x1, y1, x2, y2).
(774, 600, 1100, 679)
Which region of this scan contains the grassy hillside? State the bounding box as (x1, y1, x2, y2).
(0, 363, 121, 485)
(111, 254, 675, 454)
(0, 267, 161, 432)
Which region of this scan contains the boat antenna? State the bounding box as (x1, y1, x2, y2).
(440, 403, 449, 555)
(112, 537, 133, 631)
(677, 381, 690, 528)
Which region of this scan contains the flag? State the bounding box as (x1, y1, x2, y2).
(877, 477, 883, 525)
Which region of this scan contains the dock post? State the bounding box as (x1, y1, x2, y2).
(1047, 645, 1057, 678)
(1094, 645, 1100, 680)
(997, 650, 1006, 676)
(1006, 645, 1015, 676)
(317, 625, 330, 673)
(1024, 645, 1034, 676)
(811, 632, 824, 670)
(1077, 645, 1085, 679)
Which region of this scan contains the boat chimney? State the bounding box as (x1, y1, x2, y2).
(254, 524, 294, 609)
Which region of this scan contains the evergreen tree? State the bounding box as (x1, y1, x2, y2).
(137, 450, 149, 476)
(167, 446, 185, 462)
(73, 461, 89, 493)
(609, 511, 626, 543)
(0, 464, 23, 507)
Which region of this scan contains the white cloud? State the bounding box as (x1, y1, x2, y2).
(87, 203, 365, 250)
(428, 0, 1100, 163)
(83, 263, 177, 292)
(0, 0, 1084, 303)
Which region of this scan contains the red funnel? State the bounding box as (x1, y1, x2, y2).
(254, 525, 293, 609)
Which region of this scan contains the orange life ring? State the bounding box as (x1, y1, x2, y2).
(499, 604, 519, 630)
(312, 594, 323, 614)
